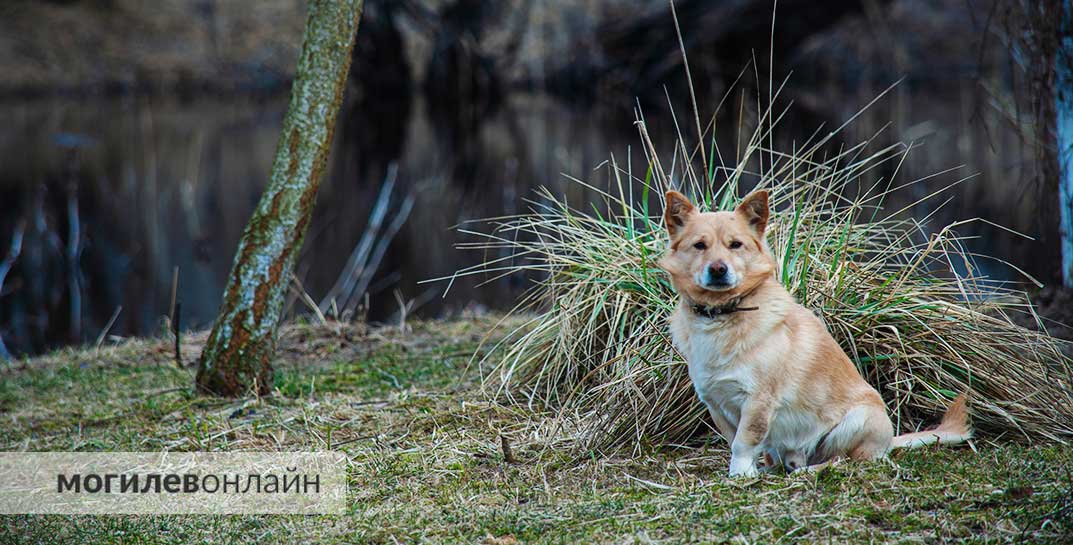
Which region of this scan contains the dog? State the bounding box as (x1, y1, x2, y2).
(659, 189, 971, 477)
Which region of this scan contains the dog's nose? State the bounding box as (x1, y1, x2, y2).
(709, 262, 728, 279)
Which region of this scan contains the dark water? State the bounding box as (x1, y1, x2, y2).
(0, 79, 1051, 357)
(0, 93, 666, 356)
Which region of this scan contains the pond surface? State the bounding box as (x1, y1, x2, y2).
(0, 82, 1046, 357)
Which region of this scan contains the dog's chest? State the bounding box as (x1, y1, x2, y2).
(670, 311, 756, 416)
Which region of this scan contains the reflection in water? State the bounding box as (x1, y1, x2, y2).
(0, 78, 1048, 357)
(0, 93, 660, 356)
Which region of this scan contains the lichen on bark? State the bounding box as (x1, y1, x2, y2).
(196, 0, 364, 396)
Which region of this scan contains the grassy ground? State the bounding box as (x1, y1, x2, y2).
(1, 316, 1070, 544)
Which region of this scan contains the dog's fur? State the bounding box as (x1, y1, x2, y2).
(659, 190, 971, 477)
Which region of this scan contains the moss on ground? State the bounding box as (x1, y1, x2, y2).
(1, 316, 1070, 544)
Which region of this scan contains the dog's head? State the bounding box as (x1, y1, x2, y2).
(658, 190, 775, 305)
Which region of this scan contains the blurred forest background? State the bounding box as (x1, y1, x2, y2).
(0, 0, 1069, 358)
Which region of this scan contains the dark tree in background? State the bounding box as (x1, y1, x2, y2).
(196, 0, 365, 396)
(1060, 2, 1073, 288)
(1009, 0, 1073, 287)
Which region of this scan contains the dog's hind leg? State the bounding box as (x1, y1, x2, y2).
(848, 405, 895, 460)
(782, 449, 808, 472)
(812, 404, 894, 464)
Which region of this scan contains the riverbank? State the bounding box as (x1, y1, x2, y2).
(1, 315, 1070, 543)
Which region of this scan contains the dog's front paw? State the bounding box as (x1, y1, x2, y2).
(728, 457, 758, 478)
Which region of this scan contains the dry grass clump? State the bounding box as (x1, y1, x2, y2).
(452, 89, 1073, 454)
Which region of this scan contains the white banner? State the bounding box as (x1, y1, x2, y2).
(0, 452, 347, 514)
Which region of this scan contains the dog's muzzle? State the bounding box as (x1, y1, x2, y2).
(697, 261, 737, 290)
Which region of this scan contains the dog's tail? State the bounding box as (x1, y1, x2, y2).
(890, 393, 972, 450)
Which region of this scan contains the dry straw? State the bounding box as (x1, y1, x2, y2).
(449, 80, 1073, 455)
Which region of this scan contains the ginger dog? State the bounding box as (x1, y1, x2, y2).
(659, 190, 971, 477)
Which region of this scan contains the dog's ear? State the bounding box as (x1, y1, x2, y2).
(735, 190, 769, 237)
(664, 191, 696, 239)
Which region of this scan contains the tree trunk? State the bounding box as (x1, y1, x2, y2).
(1059, 0, 1073, 287)
(196, 0, 364, 396)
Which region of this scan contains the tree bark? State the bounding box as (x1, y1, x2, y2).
(1012, 1, 1071, 286)
(1059, 0, 1073, 287)
(196, 0, 364, 396)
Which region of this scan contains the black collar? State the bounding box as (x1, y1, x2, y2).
(689, 298, 759, 319)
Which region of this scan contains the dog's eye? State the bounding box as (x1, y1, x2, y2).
(729, 240, 743, 249)
(693, 241, 707, 250)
